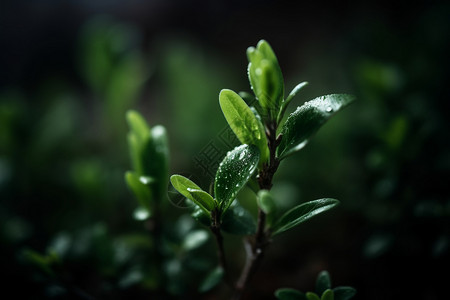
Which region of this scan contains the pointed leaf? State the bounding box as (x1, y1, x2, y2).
(170, 175, 214, 214)
(272, 198, 340, 235)
(219, 89, 268, 165)
(221, 202, 256, 235)
(275, 288, 307, 300)
(316, 270, 332, 295)
(277, 94, 356, 159)
(333, 287, 356, 300)
(214, 144, 260, 213)
(277, 81, 309, 123)
(198, 267, 224, 293)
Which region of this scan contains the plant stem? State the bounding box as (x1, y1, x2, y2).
(232, 120, 281, 299)
(211, 209, 232, 287)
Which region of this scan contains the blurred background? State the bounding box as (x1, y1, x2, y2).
(1, 0, 449, 299)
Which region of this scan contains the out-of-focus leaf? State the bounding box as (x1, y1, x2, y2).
(126, 110, 151, 145)
(277, 94, 356, 159)
(321, 289, 334, 300)
(182, 230, 209, 251)
(192, 207, 211, 227)
(198, 266, 224, 293)
(221, 202, 256, 235)
(214, 144, 260, 213)
(275, 288, 307, 300)
(272, 198, 340, 235)
(125, 171, 151, 211)
(219, 89, 268, 165)
(306, 292, 321, 300)
(170, 175, 214, 214)
(247, 40, 284, 120)
(333, 287, 356, 300)
(257, 189, 276, 226)
(316, 270, 332, 295)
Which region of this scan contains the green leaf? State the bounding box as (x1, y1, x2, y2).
(275, 288, 307, 300)
(272, 198, 340, 235)
(306, 292, 321, 300)
(257, 190, 277, 227)
(191, 207, 211, 227)
(170, 175, 214, 214)
(333, 287, 356, 300)
(277, 94, 356, 159)
(321, 289, 334, 300)
(125, 171, 151, 211)
(198, 266, 224, 293)
(126, 110, 151, 144)
(214, 144, 260, 213)
(182, 229, 209, 251)
(144, 125, 169, 200)
(221, 202, 256, 235)
(247, 40, 284, 120)
(316, 270, 332, 295)
(219, 89, 269, 165)
(277, 81, 309, 124)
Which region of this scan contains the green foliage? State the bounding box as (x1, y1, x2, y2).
(275, 271, 356, 300)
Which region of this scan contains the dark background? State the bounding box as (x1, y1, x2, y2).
(1, 0, 449, 299)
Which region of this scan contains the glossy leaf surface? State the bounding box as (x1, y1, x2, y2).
(277, 81, 309, 123)
(272, 198, 340, 235)
(277, 94, 356, 159)
(214, 144, 260, 212)
(170, 175, 214, 214)
(219, 89, 268, 165)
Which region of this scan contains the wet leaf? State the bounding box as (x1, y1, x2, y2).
(277, 94, 355, 159)
(221, 202, 256, 235)
(219, 89, 269, 165)
(272, 198, 340, 235)
(214, 144, 260, 213)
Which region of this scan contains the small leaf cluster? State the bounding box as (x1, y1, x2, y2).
(275, 270, 356, 300)
(171, 40, 355, 236)
(125, 110, 169, 218)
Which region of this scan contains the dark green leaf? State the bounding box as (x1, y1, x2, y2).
(170, 175, 214, 214)
(333, 287, 356, 300)
(277, 94, 356, 159)
(321, 289, 334, 300)
(306, 292, 320, 300)
(125, 171, 151, 211)
(214, 144, 260, 212)
(316, 270, 332, 295)
(275, 288, 307, 300)
(198, 267, 224, 292)
(219, 89, 269, 165)
(247, 40, 284, 120)
(191, 207, 211, 227)
(221, 202, 256, 235)
(272, 198, 340, 235)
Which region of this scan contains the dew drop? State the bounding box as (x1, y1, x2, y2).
(326, 106, 333, 112)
